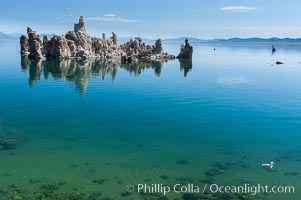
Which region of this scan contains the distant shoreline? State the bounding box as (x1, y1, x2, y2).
(2, 38, 301, 47)
(0, 38, 18, 40)
(163, 42, 301, 47)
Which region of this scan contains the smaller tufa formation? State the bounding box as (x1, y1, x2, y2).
(119, 38, 174, 62)
(20, 35, 29, 56)
(176, 39, 193, 59)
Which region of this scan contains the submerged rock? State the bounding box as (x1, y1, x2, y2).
(204, 169, 224, 177)
(176, 159, 190, 165)
(183, 192, 258, 200)
(284, 172, 299, 176)
(0, 139, 16, 150)
(211, 162, 230, 170)
(20, 16, 175, 61)
(176, 39, 193, 59)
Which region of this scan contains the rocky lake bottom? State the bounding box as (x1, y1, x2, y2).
(0, 40, 301, 199)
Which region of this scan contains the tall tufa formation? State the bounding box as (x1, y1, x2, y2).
(74, 16, 87, 33)
(20, 27, 44, 59)
(111, 32, 118, 45)
(153, 39, 163, 54)
(176, 39, 193, 59)
(20, 16, 176, 61)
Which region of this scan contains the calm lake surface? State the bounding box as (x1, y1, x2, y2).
(0, 39, 301, 199)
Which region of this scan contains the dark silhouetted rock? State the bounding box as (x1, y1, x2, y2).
(272, 45, 276, 54)
(153, 38, 163, 54)
(176, 38, 193, 59)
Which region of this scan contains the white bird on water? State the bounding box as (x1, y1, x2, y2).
(261, 161, 275, 169)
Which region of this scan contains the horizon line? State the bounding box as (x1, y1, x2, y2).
(2, 32, 301, 41)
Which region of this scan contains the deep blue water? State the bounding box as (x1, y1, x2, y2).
(0, 40, 300, 199)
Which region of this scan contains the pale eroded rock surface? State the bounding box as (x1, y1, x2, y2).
(26, 27, 44, 59)
(20, 16, 176, 61)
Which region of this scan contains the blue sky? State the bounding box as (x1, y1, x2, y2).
(1, 0, 301, 39)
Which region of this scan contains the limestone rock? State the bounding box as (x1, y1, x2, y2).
(176, 39, 193, 59)
(20, 16, 175, 61)
(74, 16, 87, 33)
(42, 35, 72, 59)
(20, 35, 29, 55)
(111, 32, 118, 45)
(119, 37, 174, 62)
(153, 39, 163, 54)
(26, 27, 44, 59)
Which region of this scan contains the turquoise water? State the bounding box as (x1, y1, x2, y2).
(0, 40, 301, 199)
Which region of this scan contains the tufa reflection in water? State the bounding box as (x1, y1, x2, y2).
(178, 58, 192, 77)
(20, 57, 193, 95)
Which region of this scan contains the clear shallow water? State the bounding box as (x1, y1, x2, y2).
(0, 40, 301, 199)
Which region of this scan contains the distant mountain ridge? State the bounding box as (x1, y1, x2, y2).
(1, 32, 301, 44)
(0, 32, 21, 39)
(164, 37, 301, 44)
(0, 32, 53, 40)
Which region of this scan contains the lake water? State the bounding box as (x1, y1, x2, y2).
(0, 40, 300, 199)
